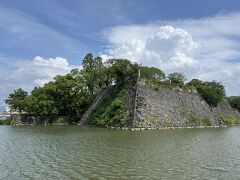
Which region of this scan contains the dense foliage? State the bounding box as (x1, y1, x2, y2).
(5, 54, 139, 124)
(227, 96, 240, 112)
(5, 88, 28, 114)
(140, 66, 165, 81)
(219, 115, 238, 125)
(187, 79, 226, 107)
(5, 53, 235, 125)
(167, 72, 186, 85)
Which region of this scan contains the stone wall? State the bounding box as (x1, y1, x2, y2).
(125, 83, 137, 126)
(212, 100, 240, 123)
(131, 81, 240, 128)
(11, 114, 38, 125)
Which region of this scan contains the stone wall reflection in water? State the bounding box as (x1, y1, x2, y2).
(0, 126, 240, 179)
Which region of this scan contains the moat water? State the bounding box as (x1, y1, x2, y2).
(0, 126, 240, 179)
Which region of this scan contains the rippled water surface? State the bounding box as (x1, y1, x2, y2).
(1, 126, 240, 179)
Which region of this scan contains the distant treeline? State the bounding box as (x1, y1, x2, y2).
(5, 53, 240, 124)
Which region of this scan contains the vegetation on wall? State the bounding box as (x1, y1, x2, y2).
(90, 86, 128, 127)
(187, 112, 212, 126)
(180, 108, 212, 126)
(219, 115, 237, 125)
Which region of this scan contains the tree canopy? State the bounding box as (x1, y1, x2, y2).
(187, 79, 226, 107)
(108, 59, 139, 85)
(140, 66, 165, 81)
(167, 72, 186, 84)
(228, 96, 240, 112)
(5, 88, 28, 114)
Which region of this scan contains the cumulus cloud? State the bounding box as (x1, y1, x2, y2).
(0, 56, 78, 111)
(33, 56, 69, 68)
(104, 26, 200, 77)
(102, 12, 240, 95)
(99, 54, 114, 63)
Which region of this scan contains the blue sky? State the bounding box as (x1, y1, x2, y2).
(0, 0, 240, 111)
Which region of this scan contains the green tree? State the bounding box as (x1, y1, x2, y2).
(82, 53, 96, 94)
(227, 96, 240, 112)
(187, 79, 203, 87)
(108, 59, 139, 85)
(140, 66, 165, 81)
(25, 91, 57, 123)
(24, 70, 93, 123)
(81, 53, 106, 94)
(189, 80, 226, 107)
(51, 72, 93, 117)
(68, 68, 93, 116)
(167, 72, 186, 84)
(5, 88, 28, 114)
(200, 81, 225, 107)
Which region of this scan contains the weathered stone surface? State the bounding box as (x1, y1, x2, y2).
(12, 114, 42, 125)
(78, 80, 240, 128)
(212, 100, 240, 123)
(131, 81, 240, 128)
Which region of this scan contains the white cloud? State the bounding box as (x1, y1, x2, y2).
(105, 26, 201, 76)
(99, 54, 114, 63)
(10, 56, 75, 87)
(33, 56, 69, 69)
(102, 12, 240, 95)
(0, 56, 79, 110)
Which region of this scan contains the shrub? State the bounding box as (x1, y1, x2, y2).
(50, 116, 69, 125)
(10, 120, 17, 126)
(219, 115, 237, 125)
(188, 112, 201, 125)
(202, 117, 212, 126)
(185, 111, 212, 126)
(0, 119, 12, 125)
